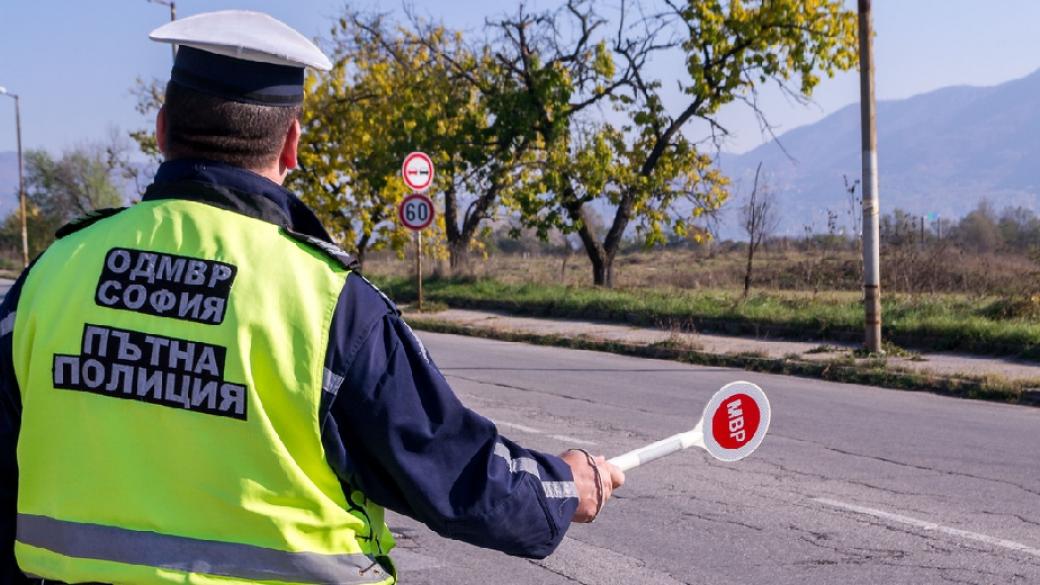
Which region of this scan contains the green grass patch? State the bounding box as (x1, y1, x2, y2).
(806, 344, 844, 354)
(376, 276, 1040, 360)
(412, 300, 449, 313)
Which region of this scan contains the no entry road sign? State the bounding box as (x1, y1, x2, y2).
(398, 193, 435, 231)
(402, 151, 434, 192)
(400, 152, 436, 311)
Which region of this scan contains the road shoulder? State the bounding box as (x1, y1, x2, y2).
(405, 307, 1040, 407)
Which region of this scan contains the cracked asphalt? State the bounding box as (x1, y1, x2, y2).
(389, 331, 1040, 584)
(4, 276, 1035, 583)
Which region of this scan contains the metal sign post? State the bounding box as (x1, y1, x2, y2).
(416, 230, 423, 310)
(400, 194, 435, 310)
(399, 152, 436, 311)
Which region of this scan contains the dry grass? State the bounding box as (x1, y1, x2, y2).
(365, 243, 1040, 297)
(364, 244, 1040, 359)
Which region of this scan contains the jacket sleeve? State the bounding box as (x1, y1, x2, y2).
(1, 271, 31, 584)
(319, 275, 578, 559)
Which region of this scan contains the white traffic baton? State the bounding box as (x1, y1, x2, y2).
(608, 381, 771, 471)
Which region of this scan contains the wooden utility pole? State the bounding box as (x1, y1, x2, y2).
(858, 0, 882, 353)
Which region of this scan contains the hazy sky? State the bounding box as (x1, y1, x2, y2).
(2, 0, 1040, 157)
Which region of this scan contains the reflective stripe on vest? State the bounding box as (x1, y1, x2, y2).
(18, 514, 391, 584)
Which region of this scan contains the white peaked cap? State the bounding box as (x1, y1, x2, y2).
(149, 10, 332, 72)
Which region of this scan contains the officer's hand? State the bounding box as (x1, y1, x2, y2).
(560, 450, 625, 523)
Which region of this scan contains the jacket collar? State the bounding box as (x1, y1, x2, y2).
(142, 158, 333, 242)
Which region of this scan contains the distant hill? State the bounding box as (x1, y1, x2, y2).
(9, 67, 1040, 239)
(719, 68, 1040, 237)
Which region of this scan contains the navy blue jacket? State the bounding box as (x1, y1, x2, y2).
(0, 160, 578, 583)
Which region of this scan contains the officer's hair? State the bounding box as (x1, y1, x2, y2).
(162, 82, 301, 170)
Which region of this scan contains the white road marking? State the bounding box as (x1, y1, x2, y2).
(549, 434, 598, 446)
(814, 497, 1040, 559)
(495, 420, 542, 434)
(493, 420, 598, 446)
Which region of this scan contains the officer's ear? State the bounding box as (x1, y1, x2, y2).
(156, 106, 168, 157)
(279, 119, 300, 172)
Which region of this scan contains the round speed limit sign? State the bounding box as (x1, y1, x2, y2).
(398, 193, 435, 231)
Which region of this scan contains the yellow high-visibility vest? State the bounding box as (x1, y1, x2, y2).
(12, 199, 395, 584)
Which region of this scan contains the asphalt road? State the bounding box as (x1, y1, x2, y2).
(6, 275, 1037, 583)
(389, 331, 1040, 585)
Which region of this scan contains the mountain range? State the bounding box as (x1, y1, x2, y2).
(4, 69, 1040, 235)
(718, 68, 1040, 236)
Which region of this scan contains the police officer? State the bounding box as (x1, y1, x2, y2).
(0, 10, 624, 585)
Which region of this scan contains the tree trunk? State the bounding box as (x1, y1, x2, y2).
(443, 183, 462, 272)
(743, 241, 754, 299)
(448, 239, 468, 273)
(444, 180, 498, 276)
(582, 239, 618, 287)
(352, 204, 382, 274)
(355, 232, 371, 273)
(591, 254, 608, 286)
(355, 245, 367, 273)
(568, 200, 612, 287)
(560, 248, 570, 284)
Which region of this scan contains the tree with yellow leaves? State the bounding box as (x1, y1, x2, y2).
(490, 0, 858, 287)
(289, 14, 415, 268)
(292, 12, 514, 271)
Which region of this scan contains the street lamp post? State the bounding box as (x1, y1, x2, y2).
(147, 0, 177, 61)
(0, 87, 28, 268)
